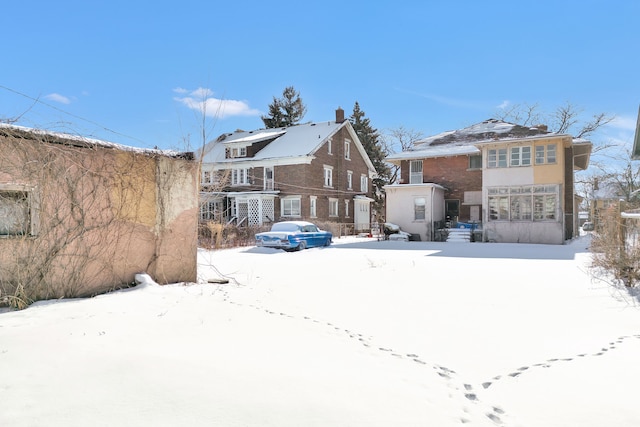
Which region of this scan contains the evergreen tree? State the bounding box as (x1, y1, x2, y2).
(349, 102, 390, 217)
(261, 86, 307, 128)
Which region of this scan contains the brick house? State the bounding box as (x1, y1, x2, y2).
(198, 108, 377, 231)
(385, 119, 592, 244)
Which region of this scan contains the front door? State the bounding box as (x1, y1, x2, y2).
(354, 198, 371, 232)
(445, 199, 460, 222)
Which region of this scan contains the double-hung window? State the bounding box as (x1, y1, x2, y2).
(409, 160, 423, 184)
(510, 146, 531, 167)
(281, 197, 301, 217)
(324, 166, 333, 188)
(309, 196, 317, 217)
(344, 140, 351, 160)
(231, 169, 249, 186)
(347, 171, 353, 190)
(360, 175, 368, 192)
(487, 149, 508, 168)
(535, 144, 557, 164)
(414, 197, 426, 220)
(264, 167, 274, 190)
(329, 198, 339, 217)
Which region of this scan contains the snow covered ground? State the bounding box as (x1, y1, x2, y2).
(1, 236, 640, 426)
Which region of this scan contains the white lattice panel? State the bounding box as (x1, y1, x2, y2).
(262, 199, 274, 223)
(248, 198, 260, 226)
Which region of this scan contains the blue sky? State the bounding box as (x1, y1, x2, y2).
(2, 0, 639, 157)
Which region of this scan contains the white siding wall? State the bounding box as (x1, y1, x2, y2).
(384, 184, 445, 241)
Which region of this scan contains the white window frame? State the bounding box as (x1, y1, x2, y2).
(487, 148, 508, 168)
(409, 160, 423, 184)
(414, 197, 426, 221)
(310, 196, 317, 218)
(264, 167, 274, 190)
(468, 154, 482, 170)
(535, 144, 557, 165)
(488, 185, 558, 222)
(360, 174, 368, 193)
(231, 168, 249, 186)
(324, 165, 333, 188)
(327, 138, 332, 155)
(200, 199, 223, 221)
(510, 146, 532, 167)
(344, 140, 351, 160)
(344, 199, 350, 218)
(329, 198, 339, 217)
(230, 146, 247, 158)
(281, 196, 301, 217)
(347, 171, 353, 190)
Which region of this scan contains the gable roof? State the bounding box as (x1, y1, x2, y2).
(386, 119, 555, 162)
(199, 120, 376, 172)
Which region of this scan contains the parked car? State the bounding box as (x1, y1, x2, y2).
(255, 221, 332, 251)
(582, 221, 594, 232)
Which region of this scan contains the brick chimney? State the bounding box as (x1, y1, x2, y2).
(335, 107, 345, 123)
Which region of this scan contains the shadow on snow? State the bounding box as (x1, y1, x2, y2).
(329, 235, 592, 261)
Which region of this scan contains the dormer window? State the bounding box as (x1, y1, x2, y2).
(229, 147, 247, 158)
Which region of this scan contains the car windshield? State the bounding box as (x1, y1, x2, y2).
(271, 223, 301, 232)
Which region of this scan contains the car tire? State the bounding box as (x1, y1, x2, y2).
(297, 241, 307, 251)
(324, 238, 331, 246)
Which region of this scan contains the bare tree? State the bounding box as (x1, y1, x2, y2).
(383, 126, 424, 184)
(495, 102, 542, 127)
(385, 125, 424, 152)
(495, 102, 615, 139)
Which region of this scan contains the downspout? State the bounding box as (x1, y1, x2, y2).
(430, 185, 434, 241)
(482, 189, 487, 243)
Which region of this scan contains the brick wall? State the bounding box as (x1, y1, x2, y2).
(273, 125, 372, 223)
(400, 155, 482, 222)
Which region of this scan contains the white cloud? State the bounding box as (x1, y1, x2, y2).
(497, 100, 510, 110)
(174, 87, 260, 119)
(44, 93, 71, 105)
(608, 114, 638, 132)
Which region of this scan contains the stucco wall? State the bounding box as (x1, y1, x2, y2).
(384, 184, 445, 241)
(480, 137, 570, 244)
(0, 129, 198, 303)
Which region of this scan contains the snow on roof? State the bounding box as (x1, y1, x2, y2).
(387, 119, 554, 161)
(0, 123, 188, 158)
(219, 129, 287, 145)
(200, 120, 345, 163)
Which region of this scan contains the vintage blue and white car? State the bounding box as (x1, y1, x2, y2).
(255, 221, 332, 251)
